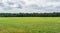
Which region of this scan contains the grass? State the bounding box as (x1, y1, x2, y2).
(0, 17, 60, 33)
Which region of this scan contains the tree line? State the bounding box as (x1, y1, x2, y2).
(0, 12, 60, 17)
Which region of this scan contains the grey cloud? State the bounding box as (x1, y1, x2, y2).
(0, 0, 60, 13)
(26, 4, 40, 9)
(46, 0, 60, 2)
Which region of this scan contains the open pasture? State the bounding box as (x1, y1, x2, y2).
(0, 17, 60, 33)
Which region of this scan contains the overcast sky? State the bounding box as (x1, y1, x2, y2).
(0, 0, 60, 13)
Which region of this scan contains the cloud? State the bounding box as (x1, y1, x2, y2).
(0, 0, 60, 13)
(46, 0, 60, 2)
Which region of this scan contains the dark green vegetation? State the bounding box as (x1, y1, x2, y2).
(0, 12, 60, 17)
(0, 17, 60, 33)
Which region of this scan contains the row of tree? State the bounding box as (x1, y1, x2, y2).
(0, 12, 60, 17)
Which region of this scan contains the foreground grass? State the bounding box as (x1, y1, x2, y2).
(0, 17, 60, 33)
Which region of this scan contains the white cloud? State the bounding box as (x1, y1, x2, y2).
(0, 0, 60, 13)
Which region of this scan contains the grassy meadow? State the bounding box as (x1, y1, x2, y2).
(0, 17, 60, 33)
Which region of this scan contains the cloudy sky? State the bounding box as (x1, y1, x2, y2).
(0, 0, 60, 13)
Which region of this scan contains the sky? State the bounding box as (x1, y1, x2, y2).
(0, 0, 60, 13)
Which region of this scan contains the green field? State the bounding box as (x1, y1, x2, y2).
(0, 17, 60, 33)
